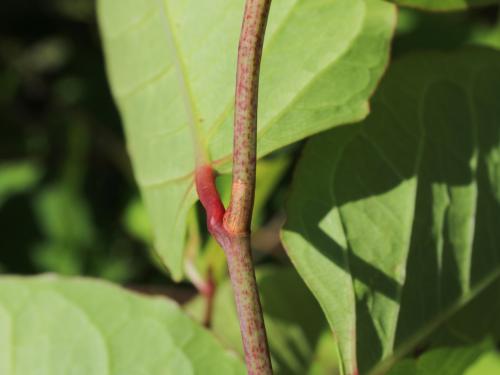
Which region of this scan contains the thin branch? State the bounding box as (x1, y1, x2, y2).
(195, 0, 273, 374)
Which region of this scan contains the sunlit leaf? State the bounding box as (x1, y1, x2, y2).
(282, 48, 500, 374)
(98, 0, 396, 280)
(0, 275, 245, 374)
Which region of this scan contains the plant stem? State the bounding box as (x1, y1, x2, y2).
(225, 0, 271, 234)
(195, 0, 273, 373)
(225, 235, 271, 374)
(196, 164, 272, 374)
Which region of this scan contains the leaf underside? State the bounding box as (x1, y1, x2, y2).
(97, 0, 396, 280)
(281, 48, 500, 375)
(0, 276, 245, 375)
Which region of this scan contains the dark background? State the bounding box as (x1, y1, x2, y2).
(0, 0, 166, 286)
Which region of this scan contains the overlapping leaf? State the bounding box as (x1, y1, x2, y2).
(97, 0, 396, 280)
(0, 276, 245, 374)
(281, 48, 500, 374)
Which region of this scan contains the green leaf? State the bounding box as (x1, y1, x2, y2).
(388, 341, 500, 375)
(0, 275, 245, 374)
(428, 279, 500, 347)
(465, 351, 500, 375)
(123, 196, 153, 244)
(281, 48, 500, 375)
(31, 121, 94, 275)
(98, 0, 396, 280)
(0, 162, 41, 208)
(186, 266, 330, 375)
(34, 185, 96, 248)
(307, 331, 341, 375)
(389, 0, 498, 11)
(394, 8, 480, 57)
(469, 24, 500, 51)
(252, 156, 291, 229)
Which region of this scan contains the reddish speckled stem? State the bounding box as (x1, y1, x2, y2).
(195, 0, 273, 374)
(196, 165, 272, 374)
(225, 0, 272, 234)
(225, 235, 271, 375)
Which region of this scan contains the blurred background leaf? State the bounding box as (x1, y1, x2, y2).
(0, 161, 41, 207)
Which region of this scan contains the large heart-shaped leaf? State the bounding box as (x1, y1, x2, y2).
(281, 48, 500, 374)
(390, 0, 498, 11)
(0, 275, 245, 374)
(97, 0, 396, 280)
